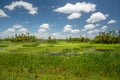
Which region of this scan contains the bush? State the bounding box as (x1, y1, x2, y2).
(0, 44, 9, 47)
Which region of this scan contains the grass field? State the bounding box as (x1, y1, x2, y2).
(0, 41, 120, 80)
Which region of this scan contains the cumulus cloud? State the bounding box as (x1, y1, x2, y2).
(51, 32, 69, 39)
(87, 12, 107, 23)
(0, 28, 15, 39)
(5, 28, 15, 33)
(81, 29, 87, 32)
(0, 9, 8, 17)
(0, 24, 29, 38)
(84, 24, 96, 30)
(71, 29, 80, 33)
(63, 25, 73, 32)
(18, 28, 28, 33)
(52, 32, 59, 36)
(34, 33, 49, 39)
(108, 19, 117, 24)
(87, 29, 100, 34)
(85, 28, 100, 38)
(12, 24, 23, 29)
(4, 1, 38, 15)
(101, 26, 107, 31)
(63, 24, 80, 34)
(40, 23, 50, 29)
(38, 23, 50, 33)
(54, 2, 96, 14)
(54, 2, 96, 19)
(34, 32, 67, 39)
(38, 29, 46, 33)
(67, 13, 81, 19)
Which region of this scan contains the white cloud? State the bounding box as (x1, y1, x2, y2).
(95, 24, 100, 27)
(0, 24, 29, 38)
(54, 2, 96, 14)
(18, 28, 28, 33)
(5, 28, 15, 33)
(12, 24, 23, 29)
(34, 32, 67, 39)
(81, 29, 87, 32)
(67, 13, 81, 19)
(101, 26, 107, 31)
(40, 23, 50, 29)
(87, 12, 107, 23)
(84, 24, 96, 30)
(4, 1, 38, 15)
(51, 32, 68, 39)
(87, 29, 100, 34)
(54, 2, 96, 19)
(38, 29, 46, 33)
(64, 25, 72, 29)
(105, 14, 109, 17)
(38, 23, 50, 33)
(71, 29, 80, 33)
(63, 25, 73, 32)
(63, 24, 80, 34)
(52, 32, 59, 36)
(0, 9, 8, 17)
(108, 19, 117, 24)
(33, 32, 49, 39)
(86, 28, 100, 38)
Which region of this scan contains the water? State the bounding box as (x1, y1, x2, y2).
(0, 48, 3, 50)
(46, 52, 81, 56)
(84, 49, 96, 53)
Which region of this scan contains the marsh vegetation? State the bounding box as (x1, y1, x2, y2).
(0, 30, 120, 80)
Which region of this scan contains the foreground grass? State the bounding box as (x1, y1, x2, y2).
(0, 41, 120, 80)
(0, 52, 120, 80)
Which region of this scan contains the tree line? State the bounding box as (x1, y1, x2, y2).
(0, 30, 120, 44)
(66, 36, 90, 42)
(4, 33, 38, 42)
(93, 30, 120, 44)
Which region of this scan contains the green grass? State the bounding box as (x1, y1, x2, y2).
(0, 52, 120, 80)
(0, 41, 120, 80)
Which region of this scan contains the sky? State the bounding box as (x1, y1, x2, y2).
(0, 0, 120, 39)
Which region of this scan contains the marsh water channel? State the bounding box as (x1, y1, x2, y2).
(43, 48, 96, 56)
(0, 48, 3, 50)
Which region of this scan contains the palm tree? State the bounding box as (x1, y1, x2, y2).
(111, 30, 115, 36)
(118, 29, 120, 37)
(48, 36, 51, 43)
(108, 31, 112, 36)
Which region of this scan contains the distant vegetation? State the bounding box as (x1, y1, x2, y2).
(66, 36, 90, 42)
(93, 30, 120, 44)
(3, 33, 38, 42)
(0, 30, 120, 44)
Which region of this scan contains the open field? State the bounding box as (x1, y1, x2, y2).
(0, 41, 120, 80)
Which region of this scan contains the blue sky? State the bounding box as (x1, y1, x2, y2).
(0, 0, 120, 39)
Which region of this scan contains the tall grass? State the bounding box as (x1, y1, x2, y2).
(0, 41, 120, 79)
(0, 52, 120, 80)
